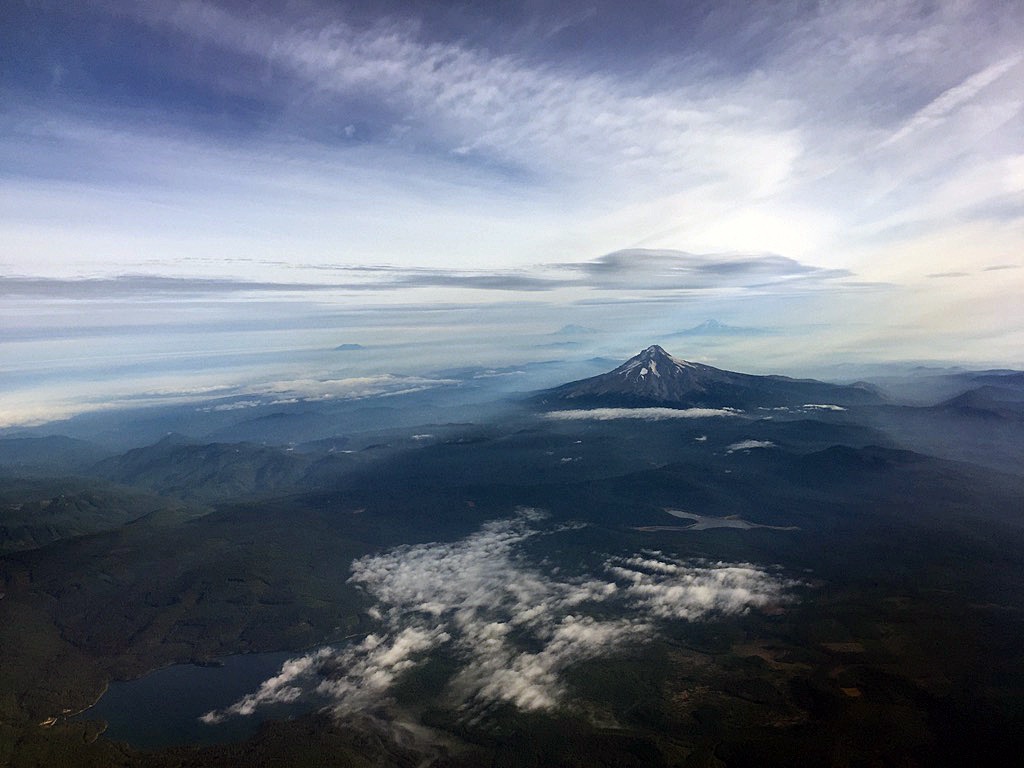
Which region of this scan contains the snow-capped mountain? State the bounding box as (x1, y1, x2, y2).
(538, 345, 881, 409)
(674, 319, 770, 336)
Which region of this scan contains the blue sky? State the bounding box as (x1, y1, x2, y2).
(2, 0, 1023, 425)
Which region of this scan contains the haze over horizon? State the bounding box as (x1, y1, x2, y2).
(3, 0, 1023, 426)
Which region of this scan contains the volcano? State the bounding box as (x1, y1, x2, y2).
(537, 345, 881, 409)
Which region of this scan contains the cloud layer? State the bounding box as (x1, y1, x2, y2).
(0, 249, 857, 297)
(545, 407, 742, 421)
(203, 511, 795, 724)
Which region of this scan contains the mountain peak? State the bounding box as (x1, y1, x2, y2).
(539, 345, 884, 409)
(696, 320, 726, 330)
(676, 319, 769, 336)
(640, 344, 670, 358)
(618, 345, 694, 377)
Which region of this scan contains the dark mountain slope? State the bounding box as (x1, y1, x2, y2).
(92, 436, 313, 502)
(0, 436, 112, 475)
(933, 386, 1024, 420)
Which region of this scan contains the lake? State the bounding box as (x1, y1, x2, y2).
(79, 650, 314, 749)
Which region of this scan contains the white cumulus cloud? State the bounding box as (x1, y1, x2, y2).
(726, 440, 776, 453)
(203, 512, 795, 725)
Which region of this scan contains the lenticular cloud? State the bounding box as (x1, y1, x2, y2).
(202, 511, 794, 724)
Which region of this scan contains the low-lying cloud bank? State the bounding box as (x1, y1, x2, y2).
(254, 374, 459, 402)
(190, 375, 460, 414)
(203, 511, 795, 724)
(544, 407, 742, 421)
(726, 440, 776, 453)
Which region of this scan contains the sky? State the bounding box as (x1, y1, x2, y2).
(2, 0, 1023, 425)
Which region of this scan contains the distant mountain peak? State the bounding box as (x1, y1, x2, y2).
(676, 319, 768, 336)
